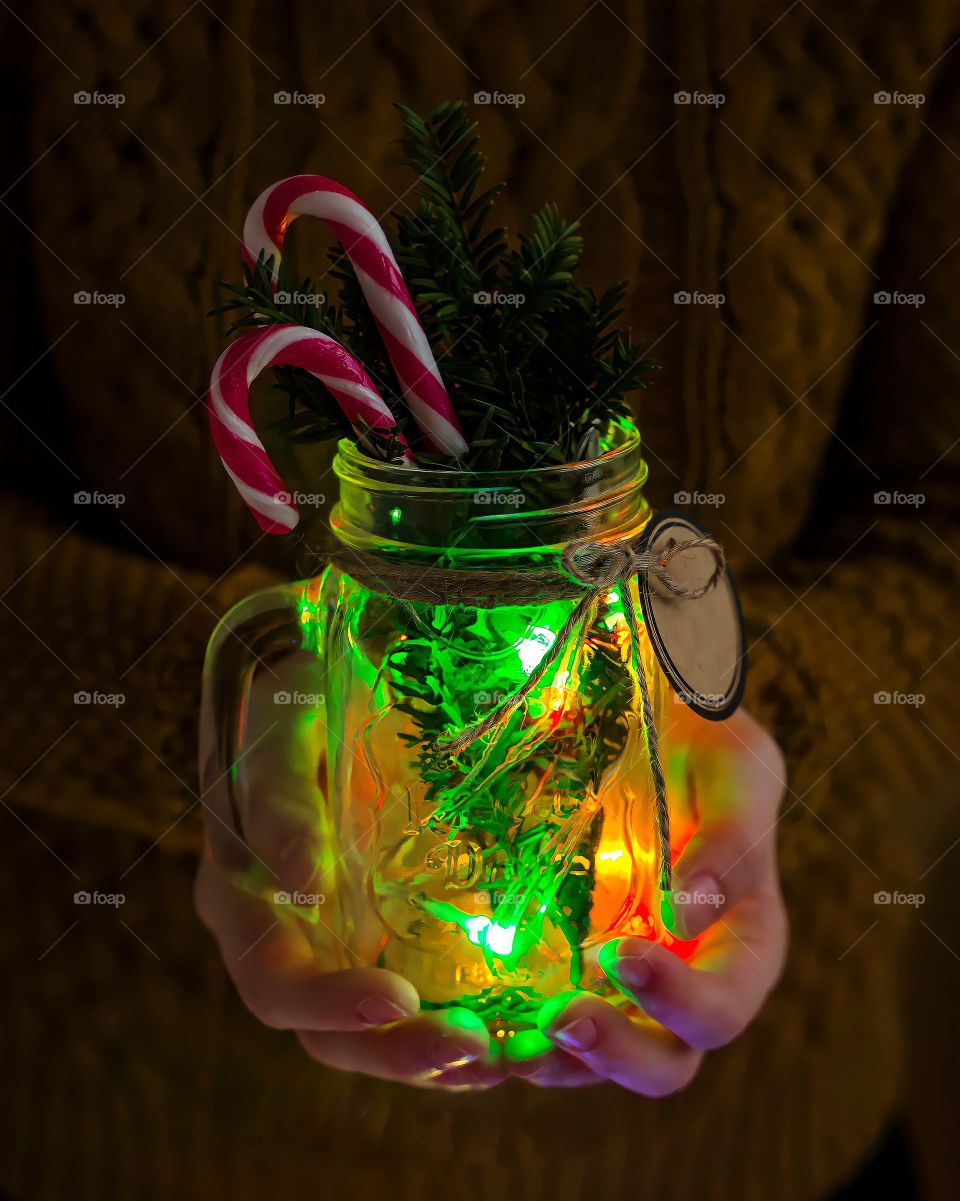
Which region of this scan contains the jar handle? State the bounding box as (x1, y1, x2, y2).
(200, 582, 308, 871)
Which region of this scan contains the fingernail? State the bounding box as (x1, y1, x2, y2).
(612, 954, 652, 991)
(429, 1037, 480, 1071)
(356, 996, 407, 1026)
(550, 1015, 598, 1052)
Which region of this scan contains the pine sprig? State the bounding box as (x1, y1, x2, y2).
(503, 204, 582, 323)
(210, 101, 656, 470)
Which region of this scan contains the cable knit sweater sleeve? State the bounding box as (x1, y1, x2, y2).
(0, 493, 279, 844)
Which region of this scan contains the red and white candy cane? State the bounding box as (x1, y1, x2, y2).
(243, 176, 468, 459)
(208, 325, 412, 533)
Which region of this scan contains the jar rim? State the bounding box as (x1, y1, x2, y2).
(328, 417, 649, 566)
(333, 417, 643, 492)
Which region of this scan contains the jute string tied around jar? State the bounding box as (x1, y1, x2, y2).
(330, 534, 725, 892)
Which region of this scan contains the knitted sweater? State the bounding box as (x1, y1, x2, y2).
(2, 2, 959, 1199)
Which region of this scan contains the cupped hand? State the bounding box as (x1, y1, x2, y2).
(506, 705, 788, 1093)
(197, 643, 785, 1095)
(196, 651, 506, 1090)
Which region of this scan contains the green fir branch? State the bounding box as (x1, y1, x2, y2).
(210, 101, 656, 469)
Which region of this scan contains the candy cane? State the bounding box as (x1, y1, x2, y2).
(208, 325, 412, 534)
(243, 176, 469, 459)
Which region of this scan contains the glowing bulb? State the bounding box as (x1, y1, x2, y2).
(514, 626, 556, 675)
(464, 915, 491, 946)
(485, 922, 517, 956)
(389, 507, 402, 525)
(462, 915, 517, 958)
(547, 669, 571, 712)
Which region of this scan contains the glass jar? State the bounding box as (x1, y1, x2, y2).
(203, 420, 697, 1031)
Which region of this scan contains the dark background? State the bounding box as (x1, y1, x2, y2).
(1, 3, 959, 1199)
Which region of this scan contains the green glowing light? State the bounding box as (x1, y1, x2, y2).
(389, 506, 402, 525)
(464, 914, 490, 945)
(485, 921, 517, 956)
(418, 898, 519, 960)
(513, 625, 556, 674)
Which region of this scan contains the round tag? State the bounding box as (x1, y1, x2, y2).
(637, 512, 746, 721)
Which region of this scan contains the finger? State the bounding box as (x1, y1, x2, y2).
(199, 650, 326, 893)
(504, 1033, 602, 1088)
(416, 1067, 507, 1091)
(298, 1008, 491, 1083)
(240, 657, 329, 891)
(671, 709, 786, 938)
(670, 824, 767, 940)
(409, 1048, 508, 1092)
(523, 1058, 602, 1088)
(538, 992, 702, 1097)
(600, 887, 788, 1050)
(195, 856, 418, 1031)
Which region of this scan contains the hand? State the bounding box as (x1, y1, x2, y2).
(505, 706, 788, 1093)
(196, 651, 507, 1090)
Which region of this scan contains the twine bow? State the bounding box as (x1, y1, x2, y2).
(559, 534, 724, 599)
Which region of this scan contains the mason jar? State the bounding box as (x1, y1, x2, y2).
(202, 420, 698, 1032)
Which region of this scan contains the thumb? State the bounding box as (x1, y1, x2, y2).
(669, 709, 786, 939)
(670, 823, 765, 939)
(200, 646, 327, 895)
